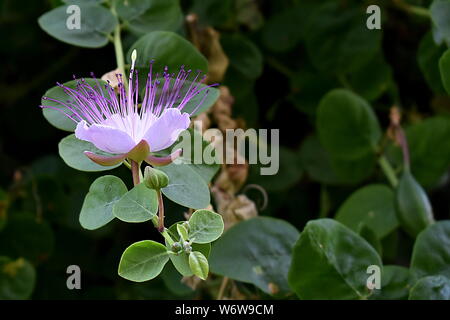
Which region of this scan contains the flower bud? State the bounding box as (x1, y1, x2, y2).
(143, 166, 169, 190)
(171, 242, 183, 253)
(183, 241, 192, 253)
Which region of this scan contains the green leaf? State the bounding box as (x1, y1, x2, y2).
(189, 0, 233, 28)
(165, 128, 221, 182)
(409, 275, 450, 300)
(411, 221, 450, 280)
(358, 224, 382, 257)
(440, 49, 450, 94)
(221, 34, 263, 79)
(405, 117, 450, 187)
(79, 175, 127, 230)
(346, 52, 393, 101)
(188, 210, 224, 244)
(396, 170, 434, 238)
(41, 78, 107, 132)
(249, 146, 303, 192)
(335, 184, 399, 239)
(431, 0, 450, 46)
(189, 251, 209, 280)
(289, 69, 338, 117)
(304, 2, 381, 73)
(317, 89, 381, 160)
(149, 79, 220, 117)
(300, 135, 345, 185)
(38, 4, 117, 48)
(113, 183, 158, 223)
(165, 223, 211, 277)
(118, 240, 169, 282)
(176, 223, 189, 241)
(116, 0, 182, 34)
(59, 134, 122, 172)
(288, 218, 382, 300)
(210, 217, 299, 295)
(329, 152, 377, 185)
(127, 31, 208, 74)
(0, 216, 55, 263)
(370, 265, 411, 300)
(261, 6, 305, 52)
(419, 32, 446, 93)
(0, 257, 36, 300)
(159, 163, 210, 209)
(182, 85, 220, 117)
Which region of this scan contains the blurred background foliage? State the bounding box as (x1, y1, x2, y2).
(0, 0, 450, 299)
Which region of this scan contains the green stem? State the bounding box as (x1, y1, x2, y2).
(157, 190, 165, 232)
(110, 2, 127, 84)
(161, 229, 174, 246)
(378, 156, 399, 187)
(393, 0, 430, 18)
(266, 56, 295, 78)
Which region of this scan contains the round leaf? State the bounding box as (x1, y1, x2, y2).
(261, 7, 305, 52)
(0, 216, 55, 263)
(288, 218, 382, 300)
(116, 0, 182, 34)
(419, 32, 446, 93)
(300, 135, 345, 185)
(159, 163, 210, 209)
(304, 2, 381, 73)
(127, 31, 208, 73)
(409, 275, 450, 300)
(118, 240, 169, 282)
(404, 116, 450, 187)
(188, 210, 224, 244)
(370, 265, 411, 300)
(113, 183, 158, 223)
(0, 257, 36, 300)
(59, 134, 122, 172)
(210, 217, 299, 295)
(38, 4, 117, 48)
(79, 175, 128, 230)
(335, 184, 399, 239)
(221, 34, 263, 79)
(317, 89, 381, 160)
(411, 220, 450, 280)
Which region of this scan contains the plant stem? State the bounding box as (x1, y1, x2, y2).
(110, 2, 127, 85)
(160, 229, 174, 246)
(266, 56, 295, 78)
(393, 0, 431, 18)
(131, 160, 141, 185)
(217, 277, 229, 300)
(157, 190, 165, 232)
(151, 216, 174, 246)
(378, 155, 399, 187)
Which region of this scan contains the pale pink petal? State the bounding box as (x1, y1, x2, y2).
(142, 108, 190, 152)
(75, 120, 136, 154)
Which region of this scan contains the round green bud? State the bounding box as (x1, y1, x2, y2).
(171, 242, 183, 253)
(143, 166, 169, 190)
(183, 241, 192, 253)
